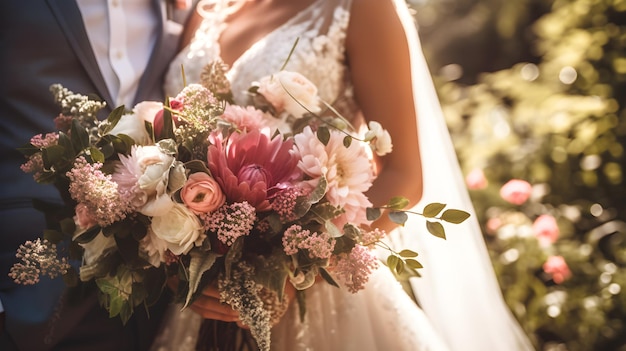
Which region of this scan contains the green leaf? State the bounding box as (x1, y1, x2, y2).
(423, 203, 446, 218)
(307, 176, 327, 204)
(426, 221, 446, 239)
(101, 105, 126, 135)
(88, 146, 105, 163)
(342, 136, 352, 148)
(387, 255, 400, 273)
(405, 258, 423, 270)
(366, 207, 382, 221)
(388, 211, 408, 225)
(319, 267, 340, 288)
(160, 101, 175, 140)
(316, 126, 330, 145)
(325, 220, 342, 238)
(342, 224, 360, 241)
(17, 143, 40, 157)
(387, 196, 410, 210)
(42, 145, 66, 169)
(440, 209, 471, 224)
(395, 258, 405, 274)
(399, 249, 418, 258)
(184, 251, 218, 309)
(70, 118, 90, 154)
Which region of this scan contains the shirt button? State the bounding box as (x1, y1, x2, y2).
(111, 0, 119, 7)
(115, 51, 124, 60)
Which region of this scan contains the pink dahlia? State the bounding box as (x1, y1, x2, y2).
(207, 130, 301, 211)
(294, 126, 375, 226)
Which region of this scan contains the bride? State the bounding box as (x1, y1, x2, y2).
(152, 0, 535, 350)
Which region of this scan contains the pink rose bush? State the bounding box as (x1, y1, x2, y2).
(500, 179, 533, 205)
(543, 255, 572, 284)
(12, 69, 465, 351)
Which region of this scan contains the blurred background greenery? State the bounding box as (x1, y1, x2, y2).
(408, 0, 626, 350)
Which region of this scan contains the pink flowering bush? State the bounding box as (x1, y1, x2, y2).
(12, 68, 468, 350)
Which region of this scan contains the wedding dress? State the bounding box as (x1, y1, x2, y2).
(154, 0, 535, 350)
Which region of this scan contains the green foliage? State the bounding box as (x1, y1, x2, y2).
(417, 0, 626, 349)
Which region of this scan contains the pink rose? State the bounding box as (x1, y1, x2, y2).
(543, 256, 572, 284)
(499, 179, 532, 205)
(466, 168, 488, 190)
(180, 172, 226, 214)
(75, 203, 97, 229)
(532, 214, 559, 245)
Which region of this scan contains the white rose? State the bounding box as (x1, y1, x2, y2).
(258, 71, 321, 117)
(151, 203, 205, 256)
(133, 101, 163, 125)
(364, 121, 393, 156)
(134, 145, 182, 216)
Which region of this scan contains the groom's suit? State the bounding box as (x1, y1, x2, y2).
(0, 1, 191, 350)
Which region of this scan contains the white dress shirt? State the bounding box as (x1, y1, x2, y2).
(76, 0, 159, 107)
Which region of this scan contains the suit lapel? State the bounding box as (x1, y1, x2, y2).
(46, 0, 115, 108)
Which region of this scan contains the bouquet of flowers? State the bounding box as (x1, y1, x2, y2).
(10, 61, 469, 350)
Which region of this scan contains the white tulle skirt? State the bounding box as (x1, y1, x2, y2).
(151, 264, 450, 351)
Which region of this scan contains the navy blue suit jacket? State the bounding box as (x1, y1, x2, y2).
(0, 1, 190, 350)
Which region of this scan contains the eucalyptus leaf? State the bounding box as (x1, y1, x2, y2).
(423, 203, 446, 218)
(395, 258, 405, 274)
(426, 221, 446, 239)
(366, 207, 382, 221)
(399, 249, 418, 258)
(405, 259, 423, 270)
(325, 220, 342, 238)
(316, 126, 330, 145)
(17, 143, 40, 157)
(184, 160, 211, 174)
(387, 196, 410, 210)
(440, 209, 471, 224)
(387, 255, 400, 274)
(342, 135, 352, 148)
(307, 175, 327, 204)
(388, 211, 408, 225)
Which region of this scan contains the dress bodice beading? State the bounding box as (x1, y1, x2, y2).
(164, 0, 355, 118)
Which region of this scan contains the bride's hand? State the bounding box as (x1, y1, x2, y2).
(190, 284, 241, 324)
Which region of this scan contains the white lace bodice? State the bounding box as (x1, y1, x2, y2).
(164, 0, 355, 114)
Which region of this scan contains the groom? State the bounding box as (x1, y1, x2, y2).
(0, 1, 194, 350)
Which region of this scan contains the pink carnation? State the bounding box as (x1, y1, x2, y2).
(221, 105, 265, 131)
(532, 214, 559, 245)
(543, 256, 571, 284)
(499, 179, 532, 205)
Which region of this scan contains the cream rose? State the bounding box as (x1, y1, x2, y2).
(258, 71, 321, 117)
(151, 203, 205, 255)
(181, 172, 226, 214)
